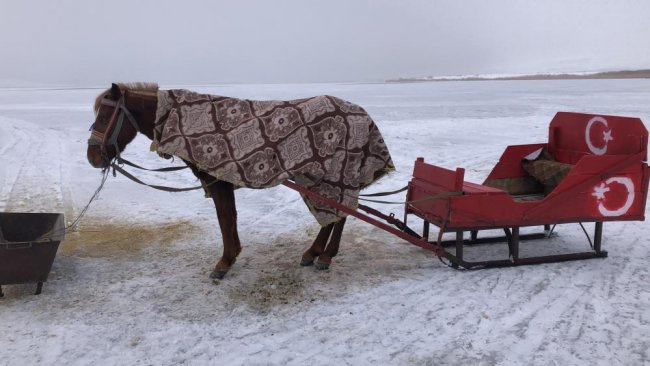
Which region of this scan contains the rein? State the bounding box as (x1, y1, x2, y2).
(116, 156, 189, 172)
(110, 162, 206, 192)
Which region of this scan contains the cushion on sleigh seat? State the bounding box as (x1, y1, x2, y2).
(521, 148, 572, 193)
(483, 177, 543, 196)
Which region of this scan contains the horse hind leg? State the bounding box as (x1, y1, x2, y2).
(315, 217, 346, 270)
(207, 181, 242, 280)
(301, 223, 334, 267)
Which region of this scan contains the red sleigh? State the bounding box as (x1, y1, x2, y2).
(286, 111, 648, 268)
(403, 112, 649, 267)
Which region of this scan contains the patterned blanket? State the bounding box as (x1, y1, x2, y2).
(152, 89, 394, 226)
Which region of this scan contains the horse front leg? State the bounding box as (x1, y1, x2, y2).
(207, 180, 241, 279)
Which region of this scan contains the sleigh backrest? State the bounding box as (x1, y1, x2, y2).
(547, 112, 648, 164)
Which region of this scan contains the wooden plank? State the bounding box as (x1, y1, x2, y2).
(413, 158, 463, 191)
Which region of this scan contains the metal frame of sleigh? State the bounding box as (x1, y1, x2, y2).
(286, 112, 649, 268)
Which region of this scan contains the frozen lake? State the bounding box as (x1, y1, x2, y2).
(1, 79, 649, 365)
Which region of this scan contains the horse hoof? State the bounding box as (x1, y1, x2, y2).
(210, 270, 228, 279)
(314, 260, 330, 270)
(300, 259, 314, 267)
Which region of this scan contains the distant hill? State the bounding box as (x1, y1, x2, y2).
(387, 69, 650, 83)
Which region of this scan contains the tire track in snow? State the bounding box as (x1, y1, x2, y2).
(0, 122, 32, 211)
(0, 133, 20, 156)
(4, 126, 66, 213)
(57, 135, 75, 222)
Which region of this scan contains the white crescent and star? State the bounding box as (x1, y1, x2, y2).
(585, 116, 613, 155)
(592, 177, 635, 217)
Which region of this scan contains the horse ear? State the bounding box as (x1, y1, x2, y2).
(110, 83, 122, 99)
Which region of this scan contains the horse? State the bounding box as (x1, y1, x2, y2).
(87, 83, 394, 279)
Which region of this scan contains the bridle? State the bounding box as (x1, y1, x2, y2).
(88, 95, 140, 165)
(86, 92, 205, 192)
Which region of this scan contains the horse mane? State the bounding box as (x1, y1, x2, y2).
(94, 82, 159, 114)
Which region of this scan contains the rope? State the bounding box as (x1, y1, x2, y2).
(15, 168, 112, 243)
(65, 168, 110, 232)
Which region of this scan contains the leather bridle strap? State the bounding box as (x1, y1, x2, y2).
(100, 97, 123, 151)
(110, 162, 212, 192)
(116, 156, 189, 172)
(101, 97, 142, 157)
(100, 97, 140, 132)
(88, 96, 142, 157)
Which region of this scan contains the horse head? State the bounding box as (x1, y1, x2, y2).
(87, 83, 158, 168)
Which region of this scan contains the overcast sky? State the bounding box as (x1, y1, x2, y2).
(1, 0, 649, 86)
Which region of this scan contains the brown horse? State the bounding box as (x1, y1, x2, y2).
(87, 83, 393, 279)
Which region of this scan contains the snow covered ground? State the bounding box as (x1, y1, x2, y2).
(1, 80, 649, 365)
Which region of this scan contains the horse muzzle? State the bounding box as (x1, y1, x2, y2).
(87, 145, 110, 169)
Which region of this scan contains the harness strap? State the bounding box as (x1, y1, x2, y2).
(98, 97, 142, 162)
(101, 97, 122, 150)
(116, 156, 190, 172)
(350, 190, 462, 205)
(106, 109, 125, 154)
(358, 185, 408, 197)
(110, 163, 214, 192)
(357, 204, 422, 238)
(101, 99, 118, 107)
(90, 129, 105, 141)
(119, 98, 140, 132)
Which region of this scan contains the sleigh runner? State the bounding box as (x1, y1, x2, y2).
(286, 112, 649, 268)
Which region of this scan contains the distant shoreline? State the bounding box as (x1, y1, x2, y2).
(387, 69, 650, 83)
(2, 70, 650, 90)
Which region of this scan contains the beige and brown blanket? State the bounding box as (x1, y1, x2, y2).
(152, 89, 394, 226)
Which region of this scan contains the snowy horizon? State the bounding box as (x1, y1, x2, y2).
(2, 67, 650, 90)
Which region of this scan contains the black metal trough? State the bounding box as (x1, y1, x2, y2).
(0, 212, 65, 296)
